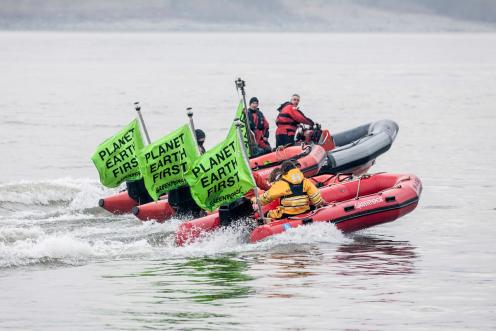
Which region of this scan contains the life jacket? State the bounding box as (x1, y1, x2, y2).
(275, 102, 296, 134)
(260, 168, 323, 219)
(248, 108, 265, 131)
(278, 169, 310, 215)
(275, 102, 314, 137)
(248, 108, 270, 150)
(276, 101, 292, 113)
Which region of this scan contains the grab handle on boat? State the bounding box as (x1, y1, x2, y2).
(301, 142, 312, 155)
(344, 205, 355, 212)
(337, 173, 353, 183)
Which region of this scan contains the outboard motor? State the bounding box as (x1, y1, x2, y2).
(311, 123, 323, 143)
(295, 124, 322, 144)
(219, 197, 254, 227)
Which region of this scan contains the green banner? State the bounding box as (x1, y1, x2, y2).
(228, 100, 251, 157)
(185, 128, 255, 211)
(136, 125, 199, 200)
(91, 119, 144, 188)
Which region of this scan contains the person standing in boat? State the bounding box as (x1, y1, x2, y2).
(167, 128, 208, 218)
(195, 129, 206, 154)
(247, 97, 271, 156)
(275, 94, 315, 147)
(126, 178, 153, 205)
(257, 160, 325, 220)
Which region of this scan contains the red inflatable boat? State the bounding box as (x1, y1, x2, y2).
(130, 143, 329, 221)
(175, 173, 422, 246)
(99, 119, 400, 218)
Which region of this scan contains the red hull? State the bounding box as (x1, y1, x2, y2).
(176, 173, 422, 246)
(98, 191, 138, 215)
(131, 199, 175, 220)
(249, 144, 328, 180)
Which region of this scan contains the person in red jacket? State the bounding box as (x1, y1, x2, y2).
(247, 97, 271, 155)
(275, 94, 314, 147)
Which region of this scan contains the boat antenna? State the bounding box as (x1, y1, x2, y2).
(134, 101, 151, 145)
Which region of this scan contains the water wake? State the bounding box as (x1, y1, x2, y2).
(0, 177, 116, 211)
(0, 231, 153, 268)
(160, 222, 349, 258)
(0, 178, 349, 269)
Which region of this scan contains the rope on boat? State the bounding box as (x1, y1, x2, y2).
(355, 176, 362, 200)
(353, 173, 377, 200)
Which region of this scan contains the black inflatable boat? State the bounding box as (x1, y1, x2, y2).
(319, 119, 399, 175)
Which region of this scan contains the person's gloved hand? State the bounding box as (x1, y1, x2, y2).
(251, 197, 258, 211)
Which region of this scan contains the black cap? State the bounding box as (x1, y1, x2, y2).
(281, 160, 298, 174)
(195, 129, 205, 142)
(249, 97, 259, 104)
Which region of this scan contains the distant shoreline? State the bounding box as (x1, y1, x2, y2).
(1, 29, 496, 34)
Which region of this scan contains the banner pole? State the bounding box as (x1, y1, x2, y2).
(235, 78, 256, 155)
(186, 107, 201, 155)
(134, 102, 151, 145)
(235, 119, 264, 221)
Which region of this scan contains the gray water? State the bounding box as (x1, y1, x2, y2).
(0, 32, 495, 330)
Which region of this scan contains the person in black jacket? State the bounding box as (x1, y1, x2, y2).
(247, 97, 271, 155)
(195, 129, 206, 154)
(167, 128, 207, 218)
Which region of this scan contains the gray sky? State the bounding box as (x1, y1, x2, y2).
(1, 0, 496, 32)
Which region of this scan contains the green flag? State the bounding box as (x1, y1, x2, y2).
(91, 119, 144, 188)
(228, 100, 251, 157)
(136, 125, 199, 201)
(185, 127, 255, 211)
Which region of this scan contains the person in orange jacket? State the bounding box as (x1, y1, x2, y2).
(257, 160, 325, 219)
(275, 94, 315, 147)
